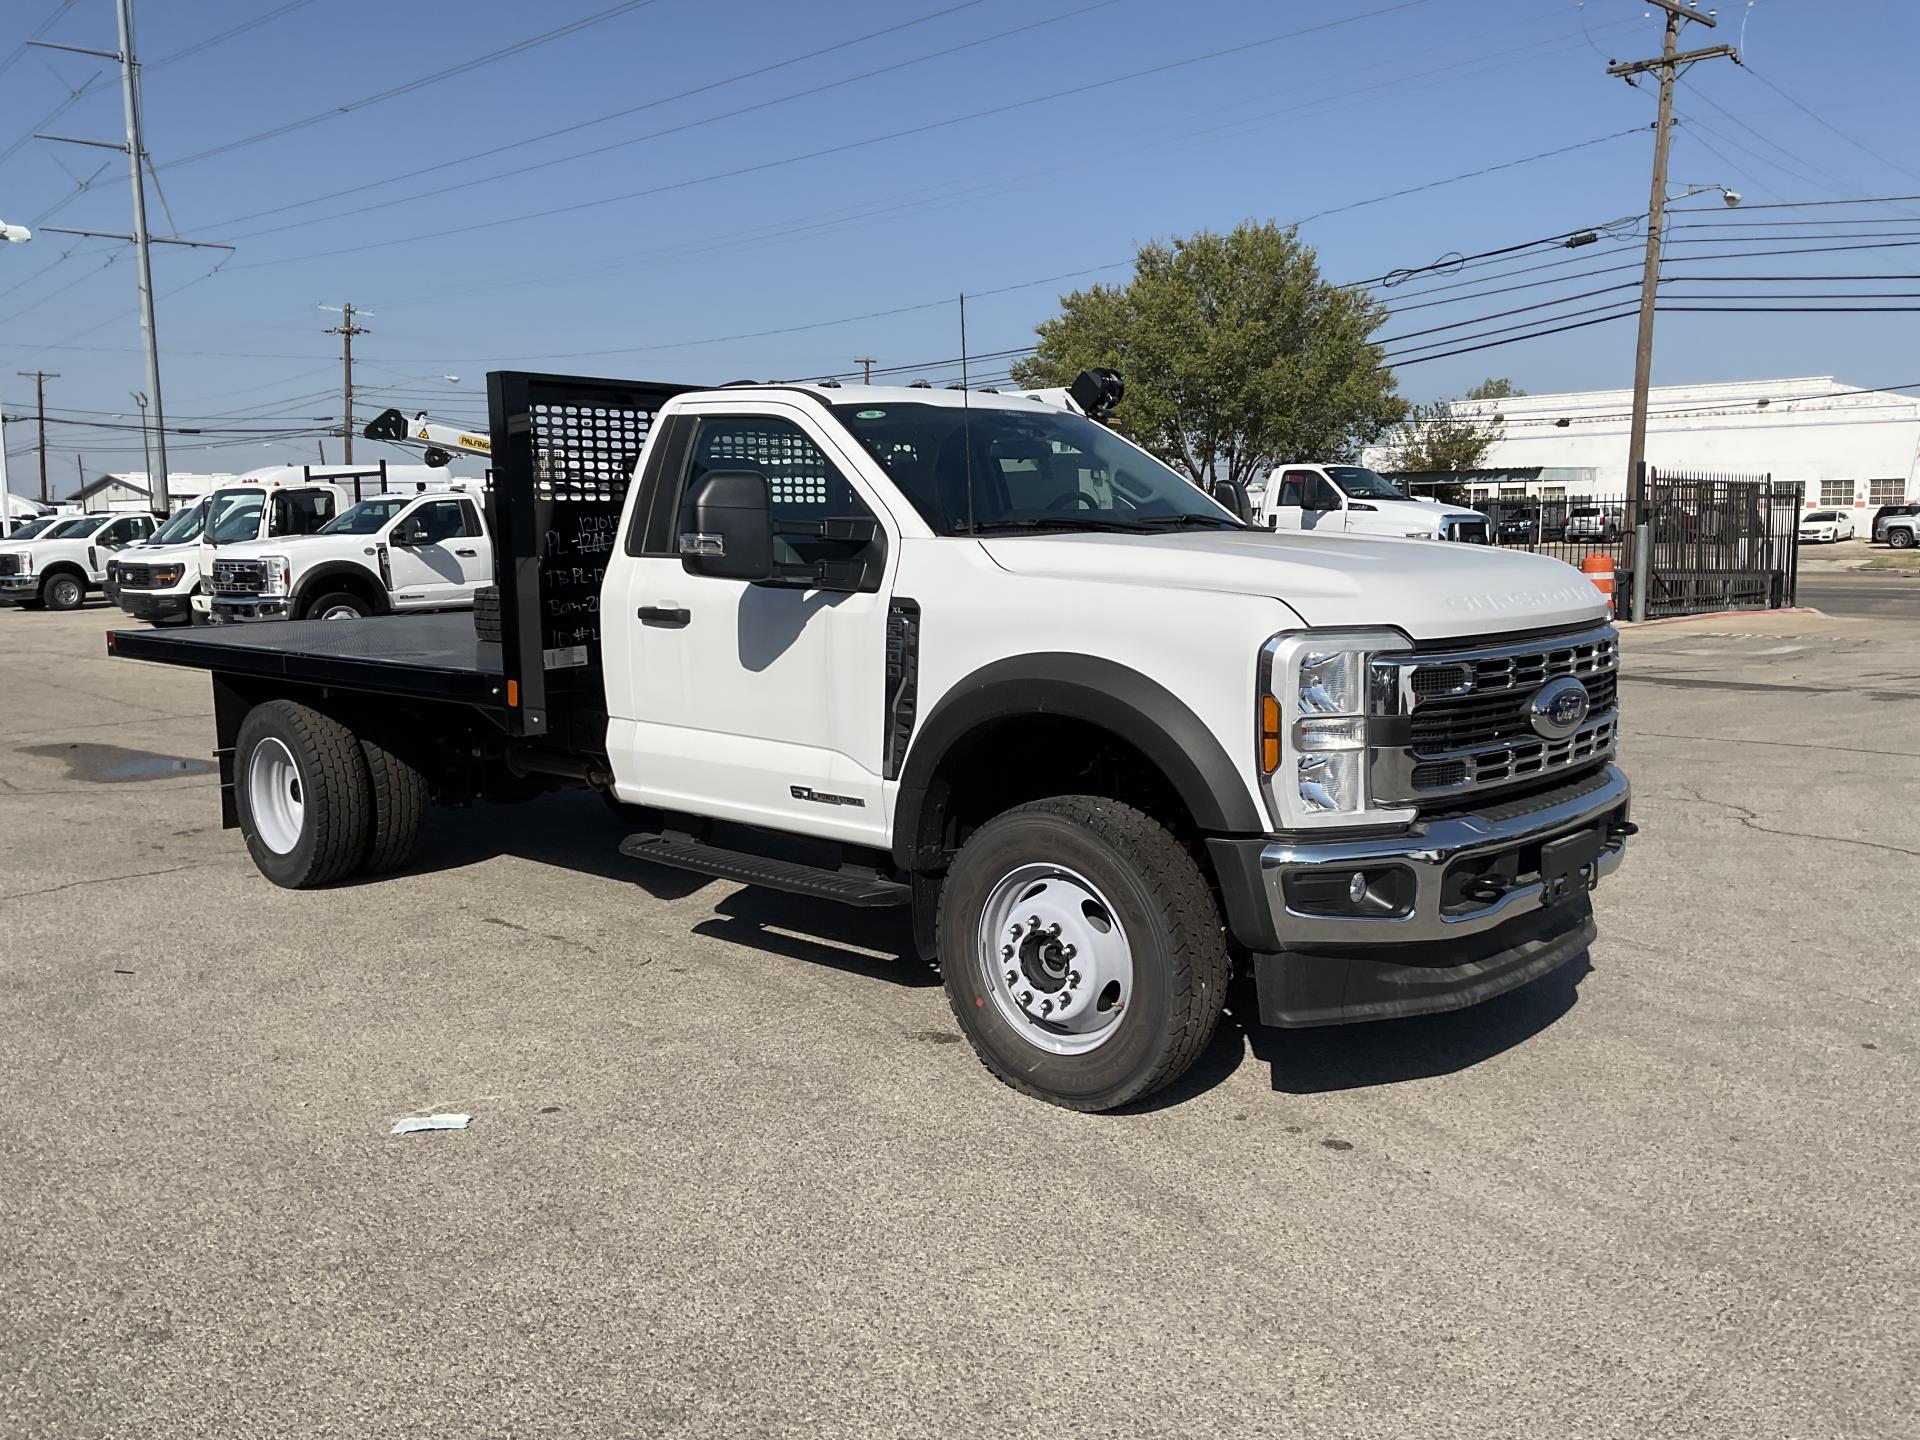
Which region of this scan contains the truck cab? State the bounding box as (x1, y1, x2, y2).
(1259, 463, 1489, 543)
(208, 483, 491, 622)
(108, 497, 212, 625)
(0, 511, 156, 610)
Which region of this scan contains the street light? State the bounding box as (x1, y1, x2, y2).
(130, 391, 152, 507)
(1672, 182, 1740, 207)
(0, 219, 31, 244)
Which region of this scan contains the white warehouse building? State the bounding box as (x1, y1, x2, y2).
(1388, 376, 1920, 514)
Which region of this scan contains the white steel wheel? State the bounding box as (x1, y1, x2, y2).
(317, 602, 361, 620)
(45, 575, 83, 610)
(247, 737, 306, 854)
(977, 863, 1135, 1056)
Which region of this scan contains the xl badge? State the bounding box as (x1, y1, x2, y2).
(1528, 676, 1590, 740)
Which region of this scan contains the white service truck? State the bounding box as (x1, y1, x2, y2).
(1260, 463, 1490, 543)
(110, 368, 1631, 1112)
(0, 511, 157, 610)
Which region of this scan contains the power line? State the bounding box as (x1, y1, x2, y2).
(227, 0, 1433, 271)
(160, 0, 663, 171)
(195, 0, 997, 232)
(1742, 62, 1920, 187)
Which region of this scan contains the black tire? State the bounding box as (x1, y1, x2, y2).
(937, 796, 1230, 1112)
(305, 590, 369, 621)
(473, 584, 502, 643)
(234, 700, 372, 888)
(41, 571, 85, 611)
(1890, 528, 1916, 549)
(359, 737, 429, 875)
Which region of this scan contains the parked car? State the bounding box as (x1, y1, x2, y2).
(1494, 507, 1540, 545)
(1798, 510, 1856, 544)
(1565, 505, 1620, 542)
(1875, 506, 1918, 549)
(0, 511, 156, 610)
(1869, 502, 1918, 544)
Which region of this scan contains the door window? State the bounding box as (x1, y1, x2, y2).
(669, 415, 883, 581)
(99, 517, 140, 548)
(270, 489, 336, 536)
(1304, 476, 1342, 512)
(408, 498, 473, 543)
(1276, 471, 1315, 507)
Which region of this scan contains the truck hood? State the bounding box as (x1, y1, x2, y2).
(979, 529, 1607, 641)
(129, 540, 199, 560)
(3, 536, 96, 561)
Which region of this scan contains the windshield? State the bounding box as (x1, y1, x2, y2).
(829, 401, 1239, 535)
(1324, 466, 1409, 501)
(7, 516, 57, 540)
(206, 490, 266, 545)
(1804, 512, 1837, 523)
(318, 497, 409, 535)
(151, 499, 208, 544)
(46, 515, 109, 539)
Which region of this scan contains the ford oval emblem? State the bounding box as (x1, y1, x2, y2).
(1528, 676, 1591, 740)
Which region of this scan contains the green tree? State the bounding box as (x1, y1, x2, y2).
(1010, 222, 1405, 487)
(1387, 377, 1523, 473)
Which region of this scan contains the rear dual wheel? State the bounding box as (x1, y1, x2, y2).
(938, 797, 1231, 1112)
(235, 700, 427, 887)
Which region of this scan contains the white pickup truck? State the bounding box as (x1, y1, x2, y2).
(207, 482, 492, 622)
(0, 510, 157, 610)
(1260, 463, 1490, 543)
(110, 369, 1630, 1111)
(107, 497, 211, 624)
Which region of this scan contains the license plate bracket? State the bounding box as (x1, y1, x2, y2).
(1541, 825, 1606, 904)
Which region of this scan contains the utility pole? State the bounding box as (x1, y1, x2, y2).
(75, 453, 84, 498)
(855, 356, 875, 384)
(323, 302, 371, 463)
(16, 370, 58, 503)
(1608, 1, 1739, 511)
(29, 1, 237, 516)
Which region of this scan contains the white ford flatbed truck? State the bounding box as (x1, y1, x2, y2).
(108, 369, 1632, 1111)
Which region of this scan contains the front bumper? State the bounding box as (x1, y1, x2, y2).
(0, 574, 40, 601)
(1209, 764, 1631, 1027)
(210, 598, 290, 622)
(119, 590, 191, 623)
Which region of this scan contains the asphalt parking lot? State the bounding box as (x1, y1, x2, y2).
(3, 602, 1915, 1440)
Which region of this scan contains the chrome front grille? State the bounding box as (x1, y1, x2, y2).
(1370, 626, 1619, 806)
(211, 558, 265, 596)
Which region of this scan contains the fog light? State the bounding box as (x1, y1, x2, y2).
(1347, 872, 1367, 904)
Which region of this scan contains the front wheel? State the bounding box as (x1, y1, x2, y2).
(41, 573, 84, 611)
(306, 591, 370, 621)
(938, 797, 1230, 1112)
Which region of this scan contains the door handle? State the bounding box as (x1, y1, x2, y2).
(638, 605, 690, 627)
(455, 547, 478, 557)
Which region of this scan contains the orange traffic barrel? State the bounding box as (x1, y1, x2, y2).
(1580, 552, 1616, 615)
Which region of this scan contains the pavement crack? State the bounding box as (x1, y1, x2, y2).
(1672, 787, 1920, 860)
(0, 860, 233, 904)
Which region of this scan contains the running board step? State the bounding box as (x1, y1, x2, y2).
(619, 832, 911, 907)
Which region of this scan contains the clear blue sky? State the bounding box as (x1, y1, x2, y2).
(3, 0, 1917, 494)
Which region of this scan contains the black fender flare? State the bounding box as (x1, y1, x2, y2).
(890, 652, 1264, 869)
(291, 561, 390, 618)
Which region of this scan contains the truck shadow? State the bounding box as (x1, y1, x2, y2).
(689, 888, 939, 990)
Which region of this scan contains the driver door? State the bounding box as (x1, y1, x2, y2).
(384, 497, 468, 607)
(604, 403, 896, 845)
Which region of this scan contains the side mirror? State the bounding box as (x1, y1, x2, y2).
(1207, 478, 1253, 524)
(392, 524, 429, 547)
(678, 469, 773, 581)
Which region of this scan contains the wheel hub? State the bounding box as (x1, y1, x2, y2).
(979, 864, 1132, 1055)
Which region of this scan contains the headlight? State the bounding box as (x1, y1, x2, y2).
(152, 564, 184, 587)
(15, 550, 30, 572)
(260, 556, 291, 597)
(1257, 629, 1418, 830)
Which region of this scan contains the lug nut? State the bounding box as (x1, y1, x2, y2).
(1063, 945, 1077, 960)
(1002, 944, 1013, 958)
(1048, 922, 1061, 936)
(1068, 970, 1081, 988)
(1027, 915, 1041, 931)
(1057, 993, 1071, 1009)
(1006, 969, 1017, 984)
(1009, 924, 1022, 937)
(1041, 999, 1054, 1015)
(1020, 990, 1033, 1006)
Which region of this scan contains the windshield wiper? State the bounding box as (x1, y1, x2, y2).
(1134, 513, 1247, 530)
(966, 516, 1155, 535)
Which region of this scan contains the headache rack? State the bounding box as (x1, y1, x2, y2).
(485, 371, 697, 749)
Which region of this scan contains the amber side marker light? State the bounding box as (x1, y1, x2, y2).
(1259, 693, 1282, 774)
(506, 678, 519, 708)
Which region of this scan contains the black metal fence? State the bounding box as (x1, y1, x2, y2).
(1405, 468, 1802, 618)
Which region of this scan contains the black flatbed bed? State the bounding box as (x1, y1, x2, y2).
(108, 611, 505, 708)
